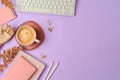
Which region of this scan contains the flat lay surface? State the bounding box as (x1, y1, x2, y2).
(0, 0, 120, 80)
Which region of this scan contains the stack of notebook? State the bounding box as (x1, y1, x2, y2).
(2, 50, 45, 80)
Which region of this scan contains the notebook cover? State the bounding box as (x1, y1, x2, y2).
(2, 50, 45, 80)
(17, 50, 46, 80)
(0, 5, 16, 25)
(2, 56, 36, 80)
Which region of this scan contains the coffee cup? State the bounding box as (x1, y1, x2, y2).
(16, 25, 40, 46)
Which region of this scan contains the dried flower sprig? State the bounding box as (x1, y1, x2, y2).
(46, 19, 54, 32)
(1, 0, 14, 9)
(0, 46, 20, 72)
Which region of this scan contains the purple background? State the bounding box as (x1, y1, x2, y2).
(0, 0, 120, 80)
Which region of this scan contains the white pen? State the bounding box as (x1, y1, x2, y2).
(43, 61, 54, 80)
(46, 62, 60, 80)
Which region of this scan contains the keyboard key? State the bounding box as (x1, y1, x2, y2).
(38, 8, 52, 13)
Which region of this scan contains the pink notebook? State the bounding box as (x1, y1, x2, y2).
(0, 5, 16, 25)
(2, 56, 36, 80)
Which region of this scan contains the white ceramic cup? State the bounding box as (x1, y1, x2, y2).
(16, 25, 40, 46)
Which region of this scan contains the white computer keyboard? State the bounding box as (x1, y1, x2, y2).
(16, 0, 76, 16)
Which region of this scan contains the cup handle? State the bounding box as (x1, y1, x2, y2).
(35, 39, 40, 43)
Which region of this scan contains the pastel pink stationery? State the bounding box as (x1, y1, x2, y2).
(2, 56, 36, 80)
(0, 5, 16, 25)
(10, 50, 46, 80)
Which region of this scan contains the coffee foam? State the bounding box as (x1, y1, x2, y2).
(18, 27, 35, 45)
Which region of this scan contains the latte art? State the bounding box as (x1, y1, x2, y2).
(16, 25, 38, 46)
(18, 27, 35, 44)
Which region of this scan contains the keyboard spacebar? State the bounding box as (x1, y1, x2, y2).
(34, 8, 52, 13)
